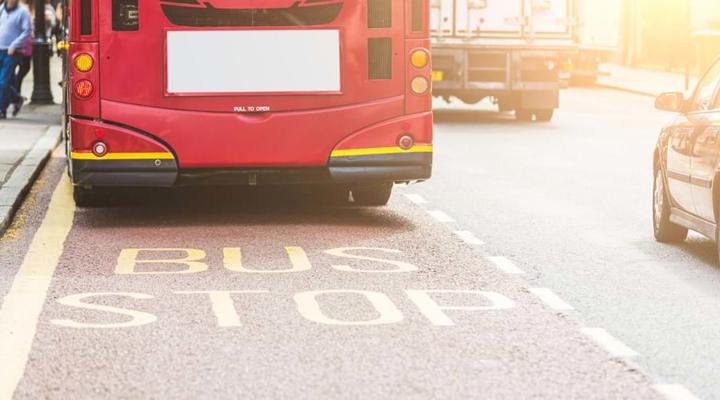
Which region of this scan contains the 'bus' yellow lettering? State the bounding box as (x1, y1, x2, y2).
(223, 247, 311, 273)
(325, 247, 418, 273)
(115, 248, 208, 275)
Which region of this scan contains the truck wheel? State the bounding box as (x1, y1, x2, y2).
(73, 186, 105, 208)
(515, 109, 534, 122)
(352, 183, 393, 206)
(571, 75, 598, 86)
(534, 109, 555, 122)
(653, 169, 688, 243)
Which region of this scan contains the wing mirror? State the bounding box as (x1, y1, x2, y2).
(655, 92, 686, 113)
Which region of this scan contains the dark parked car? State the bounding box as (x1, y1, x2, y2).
(654, 58, 720, 260)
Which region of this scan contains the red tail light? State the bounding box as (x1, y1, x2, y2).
(74, 80, 94, 98)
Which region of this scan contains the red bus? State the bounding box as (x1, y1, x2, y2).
(63, 0, 433, 207)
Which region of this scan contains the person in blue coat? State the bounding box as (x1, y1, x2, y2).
(0, 0, 32, 119)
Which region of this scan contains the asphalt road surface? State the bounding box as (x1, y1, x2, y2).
(0, 88, 713, 399)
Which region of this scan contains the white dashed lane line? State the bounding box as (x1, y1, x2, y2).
(453, 230, 484, 245)
(403, 193, 429, 204)
(403, 192, 699, 398)
(427, 210, 455, 223)
(485, 256, 525, 274)
(653, 384, 702, 400)
(528, 288, 574, 311)
(580, 328, 638, 358)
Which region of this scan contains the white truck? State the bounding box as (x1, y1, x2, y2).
(430, 0, 578, 121)
(571, 0, 622, 85)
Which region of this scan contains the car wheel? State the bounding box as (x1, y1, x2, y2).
(653, 168, 688, 243)
(716, 227, 720, 266)
(570, 75, 598, 87)
(352, 183, 393, 206)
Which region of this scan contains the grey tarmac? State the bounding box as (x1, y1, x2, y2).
(0, 89, 683, 399)
(417, 88, 719, 399)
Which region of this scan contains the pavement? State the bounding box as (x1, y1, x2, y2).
(429, 91, 716, 399)
(597, 63, 699, 98)
(0, 57, 63, 234)
(0, 88, 713, 399)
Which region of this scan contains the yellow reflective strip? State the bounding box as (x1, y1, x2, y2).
(331, 145, 433, 158)
(71, 152, 175, 160)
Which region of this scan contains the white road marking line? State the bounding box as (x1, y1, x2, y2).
(0, 174, 75, 400)
(529, 288, 574, 310)
(453, 230, 485, 245)
(580, 328, 638, 358)
(427, 210, 455, 223)
(653, 384, 701, 400)
(486, 256, 525, 274)
(403, 193, 428, 204)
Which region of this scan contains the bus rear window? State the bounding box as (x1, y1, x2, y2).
(80, 0, 92, 35)
(112, 0, 139, 31)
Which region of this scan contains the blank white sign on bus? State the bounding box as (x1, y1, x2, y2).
(166, 30, 341, 94)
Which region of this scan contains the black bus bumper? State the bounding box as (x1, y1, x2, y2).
(71, 152, 432, 188)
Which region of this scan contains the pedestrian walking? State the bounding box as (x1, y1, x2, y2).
(43, 0, 55, 41)
(0, 0, 32, 119)
(9, 0, 33, 116)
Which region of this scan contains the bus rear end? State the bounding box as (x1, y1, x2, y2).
(66, 0, 433, 206)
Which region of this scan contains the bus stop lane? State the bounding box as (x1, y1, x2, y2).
(1, 159, 661, 399)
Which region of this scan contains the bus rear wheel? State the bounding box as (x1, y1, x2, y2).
(352, 183, 393, 206)
(312, 184, 350, 205)
(73, 186, 105, 208)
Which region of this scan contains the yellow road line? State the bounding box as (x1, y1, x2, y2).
(330, 145, 433, 158)
(0, 173, 75, 400)
(70, 152, 175, 160)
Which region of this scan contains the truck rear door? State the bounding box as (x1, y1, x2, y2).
(430, 0, 454, 36)
(431, 0, 524, 37)
(461, 0, 523, 37)
(431, 0, 574, 39)
(524, 0, 574, 37)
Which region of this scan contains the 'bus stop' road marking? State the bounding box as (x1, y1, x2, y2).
(0, 174, 75, 400)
